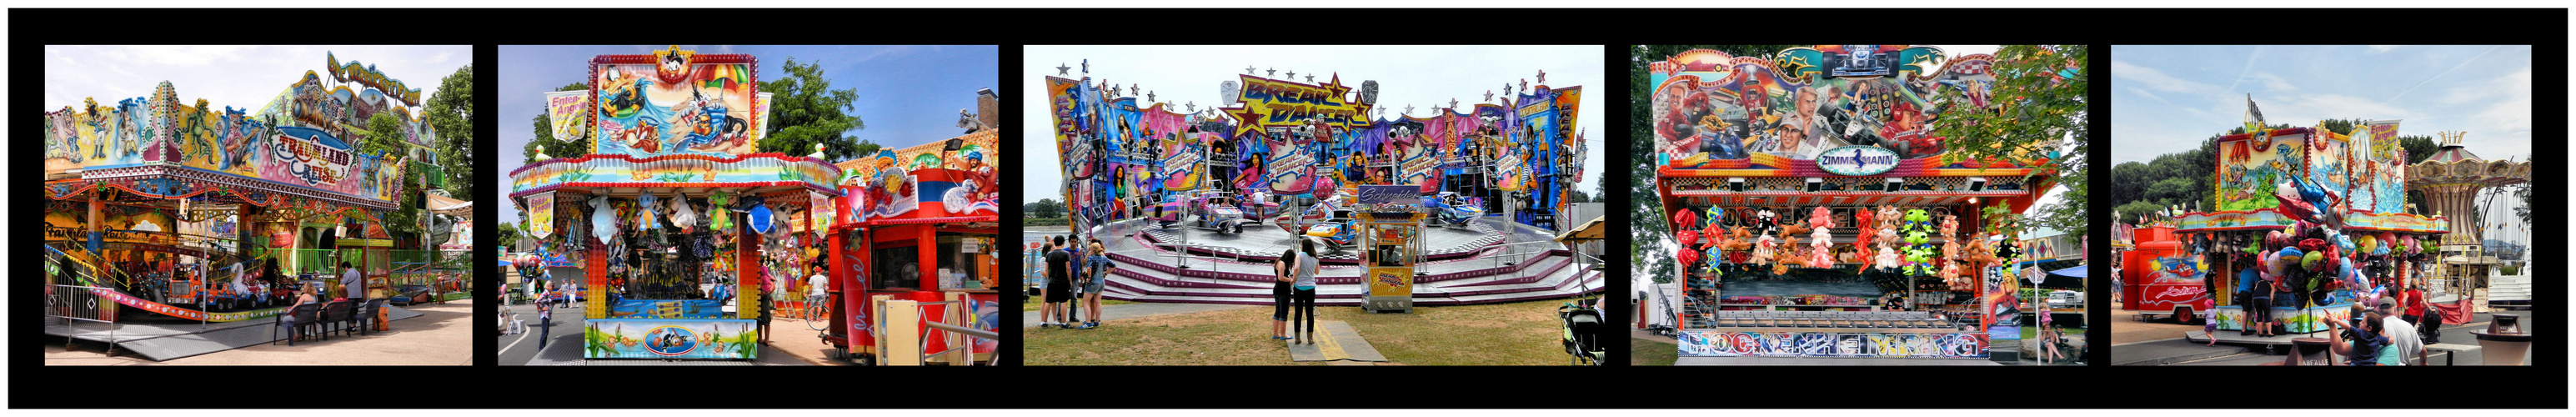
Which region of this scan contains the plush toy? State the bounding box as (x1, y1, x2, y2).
(1676, 230, 1700, 250)
(1779, 216, 1812, 237)
(1752, 234, 1777, 265)
(1808, 206, 1835, 229)
(1755, 208, 1778, 234)
(1672, 207, 1698, 232)
(1677, 246, 1701, 269)
(1875, 244, 1902, 271)
(1779, 234, 1804, 265)
(1852, 208, 1878, 248)
(1939, 260, 1962, 286)
(1809, 234, 1835, 268)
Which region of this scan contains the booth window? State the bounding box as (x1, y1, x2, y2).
(872, 242, 920, 291)
(937, 232, 985, 291)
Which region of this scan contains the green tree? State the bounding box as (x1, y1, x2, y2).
(1930, 45, 2089, 239)
(758, 57, 868, 160)
(495, 222, 519, 250)
(525, 82, 593, 164)
(1631, 45, 1797, 284)
(1026, 198, 1064, 219)
(357, 113, 426, 234)
(425, 64, 475, 201)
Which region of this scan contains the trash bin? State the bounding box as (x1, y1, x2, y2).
(2472, 314, 2529, 365)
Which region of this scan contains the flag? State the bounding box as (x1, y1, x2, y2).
(2243, 93, 2267, 135)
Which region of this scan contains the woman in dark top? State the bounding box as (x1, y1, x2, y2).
(1271, 249, 1297, 341)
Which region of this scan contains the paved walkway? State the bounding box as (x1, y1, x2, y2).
(1022, 302, 1252, 328)
(2116, 312, 2517, 366)
(48, 301, 476, 365)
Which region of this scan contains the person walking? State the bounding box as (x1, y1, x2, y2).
(1080, 239, 1112, 329)
(1271, 248, 1296, 341)
(536, 299, 554, 350)
(1043, 236, 1073, 329)
(2403, 284, 2438, 344)
(1292, 239, 1321, 344)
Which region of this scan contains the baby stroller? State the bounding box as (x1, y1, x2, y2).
(1559, 280, 1605, 366)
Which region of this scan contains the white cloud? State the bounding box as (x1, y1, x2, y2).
(2124, 87, 2171, 106)
(2111, 60, 2215, 93)
(2248, 73, 2298, 92)
(2369, 45, 2399, 53)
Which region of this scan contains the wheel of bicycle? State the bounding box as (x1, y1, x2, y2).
(804, 295, 832, 331)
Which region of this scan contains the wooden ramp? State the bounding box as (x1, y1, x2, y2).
(1286, 320, 1387, 363)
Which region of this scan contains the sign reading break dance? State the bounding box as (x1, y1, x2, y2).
(1220, 74, 1373, 136)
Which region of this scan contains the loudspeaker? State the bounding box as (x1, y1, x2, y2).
(1885, 178, 1906, 193)
(1969, 178, 1987, 192)
(1805, 178, 1824, 193)
(1728, 178, 1747, 192)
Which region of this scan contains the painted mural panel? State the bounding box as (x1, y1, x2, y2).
(1650, 47, 1990, 168)
(1677, 330, 1988, 359)
(2214, 132, 2303, 212)
(584, 319, 759, 359)
(2348, 120, 2406, 215)
(590, 48, 763, 158)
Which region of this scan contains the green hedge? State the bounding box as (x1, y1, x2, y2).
(1025, 217, 1069, 227)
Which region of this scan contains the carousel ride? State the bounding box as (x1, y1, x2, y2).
(1045, 63, 1602, 307)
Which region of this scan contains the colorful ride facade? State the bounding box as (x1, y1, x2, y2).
(1650, 47, 2062, 360)
(1044, 63, 1601, 307)
(43, 53, 434, 323)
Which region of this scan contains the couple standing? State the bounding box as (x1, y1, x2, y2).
(1272, 239, 1319, 344)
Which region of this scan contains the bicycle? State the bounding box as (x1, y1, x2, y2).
(804, 293, 834, 331)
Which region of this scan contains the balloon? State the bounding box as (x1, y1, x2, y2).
(1676, 230, 1699, 248)
(1677, 247, 1700, 266)
(2301, 251, 2325, 272)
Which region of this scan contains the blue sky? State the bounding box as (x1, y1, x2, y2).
(46, 45, 469, 120)
(1020, 45, 1606, 203)
(2112, 45, 2533, 239)
(495, 45, 998, 224)
(2111, 45, 2532, 164)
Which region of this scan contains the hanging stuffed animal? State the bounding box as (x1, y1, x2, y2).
(1778, 216, 1812, 237)
(1874, 244, 1902, 271)
(1754, 208, 1778, 234)
(1779, 234, 1803, 266)
(707, 192, 736, 233)
(589, 194, 619, 244)
(669, 195, 699, 234)
(1672, 207, 1699, 234)
(636, 191, 662, 230)
(1752, 234, 1777, 265)
(1852, 207, 1879, 249)
(1676, 229, 1701, 253)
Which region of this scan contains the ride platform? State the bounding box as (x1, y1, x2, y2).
(44, 306, 424, 361)
(1087, 217, 1604, 306)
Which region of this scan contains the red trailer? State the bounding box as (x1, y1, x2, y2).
(824, 131, 1001, 365)
(2119, 224, 2208, 323)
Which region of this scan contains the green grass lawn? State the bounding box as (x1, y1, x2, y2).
(1631, 337, 1677, 366)
(1025, 299, 1578, 365)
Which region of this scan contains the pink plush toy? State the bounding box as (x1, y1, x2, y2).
(1809, 206, 1836, 229)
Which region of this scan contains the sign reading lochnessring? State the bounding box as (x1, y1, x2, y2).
(1815, 145, 1900, 176)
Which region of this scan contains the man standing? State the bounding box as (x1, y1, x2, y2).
(536, 299, 554, 350)
(341, 261, 363, 301)
(808, 264, 829, 309)
(2404, 284, 2439, 344)
(2378, 300, 2427, 366)
(1043, 236, 1072, 329)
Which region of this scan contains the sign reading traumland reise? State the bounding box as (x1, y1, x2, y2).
(44, 79, 406, 203)
(1649, 46, 1992, 168)
(589, 46, 773, 158)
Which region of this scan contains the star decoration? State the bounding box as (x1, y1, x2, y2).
(1185, 101, 1195, 112)
(1519, 78, 1528, 93)
(1404, 104, 1415, 115)
(1536, 69, 1546, 84)
(1449, 98, 1459, 109)
(1056, 63, 1070, 76)
(1306, 74, 1315, 83)
(1146, 91, 1156, 103)
(1080, 59, 1090, 73)
(1285, 70, 1296, 80)
(1484, 90, 1494, 101)
(1376, 108, 1386, 117)
(1130, 84, 1140, 96)
(1245, 65, 1256, 74)
(1266, 68, 1275, 77)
